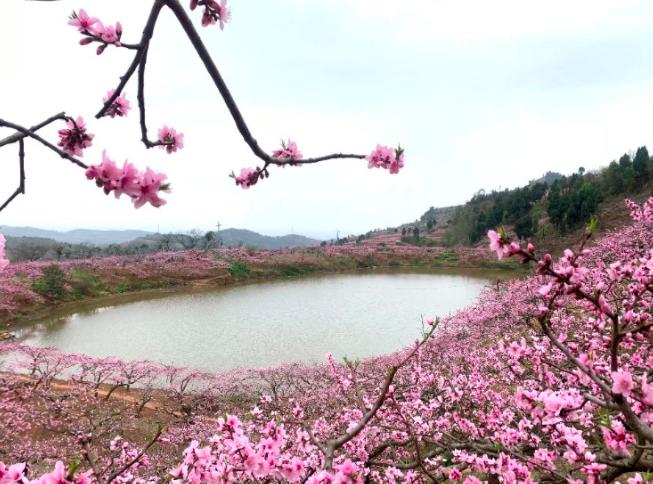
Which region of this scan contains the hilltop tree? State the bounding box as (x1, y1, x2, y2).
(633, 145, 650, 185)
(513, 214, 535, 240)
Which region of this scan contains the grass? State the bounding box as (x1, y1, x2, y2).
(278, 265, 316, 277)
(478, 261, 526, 271)
(69, 270, 108, 299)
(114, 280, 169, 293)
(228, 261, 250, 277)
(437, 251, 459, 261)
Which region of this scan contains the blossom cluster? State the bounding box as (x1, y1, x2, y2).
(157, 125, 185, 154)
(57, 117, 94, 157)
(172, 420, 361, 483)
(68, 10, 123, 55)
(366, 144, 405, 174)
(3, 194, 653, 483)
(102, 89, 130, 118)
(626, 197, 653, 224)
(85, 151, 170, 208)
(273, 139, 303, 165)
(1, 461, 91, 484)
(190, 0, 231, 29)
(0, 234, 8, 272)
(233, 167, 260, 189)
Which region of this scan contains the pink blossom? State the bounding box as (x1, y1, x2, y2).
(57, 117, 94, 157)
(611, 370, 634, 397)
(197, 0, 231, 29)
(582, 462, 607, 476)
(366, 144, 405, 174)
(0, 234, 8, 272)
(641, 373, 653, 405)
(598, 295, 613, 316)
(234, 167, 259, 189)
(86, 153, 169, 208)
(390, 150, 405, 174)
(533, 448, 554, 467)
(157, 125, 184, 154)
(334, 459, 358, 476)
(85, 151, 121, 194)
(67, 10, 98, 32)
(487, 229, 510, 259)
(273, 139, 303, 165)
(463, 477, 483, 484)
(538, 283, 553, 296)
(133, 168, 170, 209)
(448, 468, 462, 480)
(0, 462, 27, 483)
(112, 161, 141, 199)
(35, 461, 92, 484)
(93, 21, 122, 46)
(102, 89, 130, 118)
(601, 420, 634, 454)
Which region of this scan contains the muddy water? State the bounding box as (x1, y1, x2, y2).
(21, 270, 504, 371)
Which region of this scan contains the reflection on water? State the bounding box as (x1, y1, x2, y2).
(22, 270, 500, 372)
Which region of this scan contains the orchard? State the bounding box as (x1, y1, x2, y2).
(1, 1, 652, 483)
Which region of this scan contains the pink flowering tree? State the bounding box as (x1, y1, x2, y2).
(0, 0, 405, 223)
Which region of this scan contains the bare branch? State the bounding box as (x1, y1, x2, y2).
(0, 139, 26, 212)
(163, 0, 367, 168)
(96, 0, 165, 119)
(0, 119, 87, 170)
(105, 425, 163, 484)
(0, 112, 67, 147)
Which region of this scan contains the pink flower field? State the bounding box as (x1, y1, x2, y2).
(0, 199, 652, 482)
(2, 0, 653, 481)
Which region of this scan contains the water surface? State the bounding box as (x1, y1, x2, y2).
(22, 270, 498, 371)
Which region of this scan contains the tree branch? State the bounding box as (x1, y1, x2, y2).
(0, 119, 87, 170)
(0, 139, 26, 212)
(96, 0, 165, 119)
(163, 0, 367, 167)
(105, 425, 163, 484)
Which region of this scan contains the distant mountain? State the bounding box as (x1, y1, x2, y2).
(129, 229, 320, 251)
(218, 229, 320, 249)
(0, 226, 151, 246)
(2, 226, 321, 261)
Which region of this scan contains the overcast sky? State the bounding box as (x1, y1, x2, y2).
(2, 1, 653, 239)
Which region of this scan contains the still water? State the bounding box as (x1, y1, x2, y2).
(22, 271, 498, 371)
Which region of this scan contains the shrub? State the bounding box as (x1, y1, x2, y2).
(32, 266, 67, 300)
(228, 261, 250, 277)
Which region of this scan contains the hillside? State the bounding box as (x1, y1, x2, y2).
(214, 228, 320, 249)
(350, 146, 653, 253)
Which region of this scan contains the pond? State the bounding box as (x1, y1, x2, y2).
(20, 270, 503, 371)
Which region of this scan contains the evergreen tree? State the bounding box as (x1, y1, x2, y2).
(633, 146, 650, 186)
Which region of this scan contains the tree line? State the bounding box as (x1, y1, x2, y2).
(447, 146, 652, 244)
